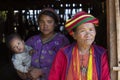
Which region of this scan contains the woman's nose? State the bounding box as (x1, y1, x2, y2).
(44, 23, 48, 28)
(86, 31, 91, 36)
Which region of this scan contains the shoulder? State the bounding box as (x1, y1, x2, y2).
(25, 45, 32, 50)
(12, 54, 22, 61)
(26, 34, 40, 41)
(93, 44, 107, 55)
(54, 43, 75, 64)
(54, 33, 69, 43)
(56, 33, 67, 38)
(93, 44, 106, 51)
(25, 34, 41, 45)
(58, 43, 75, 55)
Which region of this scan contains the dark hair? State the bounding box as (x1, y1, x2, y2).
(6, 33, 22, 49)
(72, 27, 77, 32)
(37, 8, 60, 31)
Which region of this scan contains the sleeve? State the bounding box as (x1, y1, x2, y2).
(48, 49, 67, 80)
(56, 34, 70, 51)
(25, 36, 35, 47)
(26, 45, 33, 51)
(61, 35, 70, 47)
(101, 52, 110, 80)
(12, 55, 29, 73)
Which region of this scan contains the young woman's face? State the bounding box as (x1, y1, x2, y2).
(38, 14, 56, 36)
(73, 23, 96, 46)
(10, 38, 25, 53)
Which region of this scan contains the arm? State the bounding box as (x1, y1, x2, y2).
(48, 49, 67, 80)
(17, 67, 42, 80)
(29, 68, 43, 79)
(101, 52, 110, 80)
(59, 34, 70, 48)
(25, 36, 37, 47)
(25, 36, 37, 55)
(12, 55, 29, 73)
(27, 45, 35, 55)
(16, 70, 28, 80)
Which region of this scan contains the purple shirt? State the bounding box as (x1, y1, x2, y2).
(26, 33, 69, 80)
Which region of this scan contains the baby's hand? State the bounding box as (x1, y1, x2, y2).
(32, 78, 39, 80)
(30, 68, 44, 79)
(29, 49, 35, 55)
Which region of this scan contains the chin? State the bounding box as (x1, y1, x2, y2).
(43, 32, 50, 35)
(86, 42, 93, 46)
(20, 50, 25, 53)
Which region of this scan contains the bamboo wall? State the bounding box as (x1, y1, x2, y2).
(106, 0, 120, 79)
(0, 1, 107, 48)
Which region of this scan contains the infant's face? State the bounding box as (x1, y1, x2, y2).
(10, 38, 25, 53)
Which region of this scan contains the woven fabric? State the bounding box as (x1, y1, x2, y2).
(65, 11, 99, 33)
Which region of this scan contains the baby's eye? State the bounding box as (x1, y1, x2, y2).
(13, 47, 16, 49)
(18, 42, 20, 45)
(11, 46, 16, 50)
(90, 28, 93, 31)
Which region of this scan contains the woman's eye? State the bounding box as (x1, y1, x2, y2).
(78, 30, 85, 33)
(80, 30, 85, 32)
(48, 20, 54, 24)
(90, 28, 92, 31)
(90, 29, 95, 32)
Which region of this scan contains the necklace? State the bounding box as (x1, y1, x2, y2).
(80, 54, 89, 76)
(80, 65, 87, 76)
(41, 33, 57, 44)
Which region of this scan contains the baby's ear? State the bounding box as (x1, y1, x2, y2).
(22, 40, 25, 43)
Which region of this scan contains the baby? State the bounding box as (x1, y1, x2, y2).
(6, 33, 36, 80)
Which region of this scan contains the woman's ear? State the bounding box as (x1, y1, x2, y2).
(53, 21, 57, 26)
(72, 32, 77, 40)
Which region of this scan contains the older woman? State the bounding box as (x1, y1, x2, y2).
(48, 11, 110, 80)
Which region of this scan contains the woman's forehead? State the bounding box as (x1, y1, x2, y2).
(77, 23, 95, 29)
(40, 14, 54, 19)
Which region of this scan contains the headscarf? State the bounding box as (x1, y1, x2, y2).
(65, 11, 99, 35)
(37, 8, 59, 26)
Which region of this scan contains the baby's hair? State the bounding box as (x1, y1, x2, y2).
(6, 33, 22, 49)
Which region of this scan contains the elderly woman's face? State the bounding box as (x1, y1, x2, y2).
(73, 23, 96, 46)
